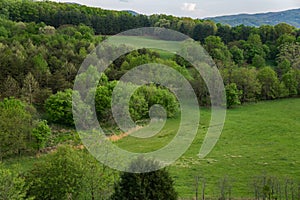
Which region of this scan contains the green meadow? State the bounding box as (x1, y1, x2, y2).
(115, 98, 300, 198)
(3, 98, 300, 198)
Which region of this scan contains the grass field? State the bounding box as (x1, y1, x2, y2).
(107, 35, 183, 59)
(3, 98, 300, 199)
(108, 35, 183, 52)
(115, 98, 300, 198)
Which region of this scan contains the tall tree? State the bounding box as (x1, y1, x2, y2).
(0, 98, 33, 159)
(1, 76, 20, 99)
(22, 72, 39, 104)
(225, 83, 241, 108)
(257, 66, 280, 100)
(277, 43, 300, 70)
(281, 69, 298, 96)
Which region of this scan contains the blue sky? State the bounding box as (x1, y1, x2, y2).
(52, 0, 300, 18)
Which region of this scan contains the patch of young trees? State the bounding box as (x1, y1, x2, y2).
(0, 98, 51, 160)
(25, 145, 118, 200)
(45, 74, 179, 127)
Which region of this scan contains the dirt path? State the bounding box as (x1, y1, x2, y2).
(108, 126, 143, 141)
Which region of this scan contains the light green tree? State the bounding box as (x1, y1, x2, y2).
(225, 83, 241, 108)
(257, 67, 280, 100)
(26, 146, 84, 200)
(22, 72, 39, 104)
(32, 120, 51, 151)
(45, 89, 73, 126)
(0, 164, 32, 200)
(0, 98, 33, 160)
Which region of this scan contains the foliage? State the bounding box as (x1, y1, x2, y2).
(94, 78, 117, 121)
(31, 120, 51, 151)
(21, 72, 40, 104)
(80, 152, 117, 200)
(0, 164, 31, 200)
(257, 66, 280, 99)
(0, 98, 34, 160)
(281, 69, 298, 96)
(25, 145, 116, 200)
(26, 146, 84, 200)
(45, 89, 73, 126)
(1, 1, 300, 199)
(252, 54, 265, 68)
(111, 157, 178, 200)
(1, 76, 20, 99)
(138, 85, 179, 118)
(230, 67, 261, 103)
(0, 2, 299, 109)
(277, 43, 300, 70)
(225, 83, 241, 108)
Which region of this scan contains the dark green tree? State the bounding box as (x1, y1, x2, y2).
(252, 54, 266, 68)
(1, 76, 20, 99)
(111, 157, 178, 200)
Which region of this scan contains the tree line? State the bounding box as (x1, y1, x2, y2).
(0, 0, 299, 110)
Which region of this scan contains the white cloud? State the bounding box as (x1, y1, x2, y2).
(181, 3, 197, 12)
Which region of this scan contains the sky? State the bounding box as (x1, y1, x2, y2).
(51, 0, 300, 18)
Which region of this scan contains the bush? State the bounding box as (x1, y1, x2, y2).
(26, 146, 116, 200)
(32, 120, 51, 151)
(138, 85, 179, 118)
(95, 82, 179, 123)
(225, 83, 241, 108)
(0, 98, 34, 159)
(0, 164, 31, 200)
(45, 89, 73, 126)
(111, 157, 178, 200)
(26, 146, 84, 200)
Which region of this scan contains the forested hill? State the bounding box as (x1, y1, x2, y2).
(208, 9, 300, 28)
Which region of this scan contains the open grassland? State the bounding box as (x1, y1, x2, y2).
(115, 98, 300, 198)
(3, 98, 300, 198)
(108, 35, 183, 53)
(107, 35, 183, 59)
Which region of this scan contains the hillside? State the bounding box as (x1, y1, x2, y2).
(207, 8, 300, 27)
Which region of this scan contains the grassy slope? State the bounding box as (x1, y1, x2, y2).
(107, 35, 182, 59)
(116, 98, 300, 198)
(3, 98, 300, 198)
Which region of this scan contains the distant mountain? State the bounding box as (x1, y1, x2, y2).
(207, 9, 300, 28)
(123, 10, 139, 16)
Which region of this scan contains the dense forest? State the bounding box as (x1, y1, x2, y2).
(1, 0, 300, 199)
